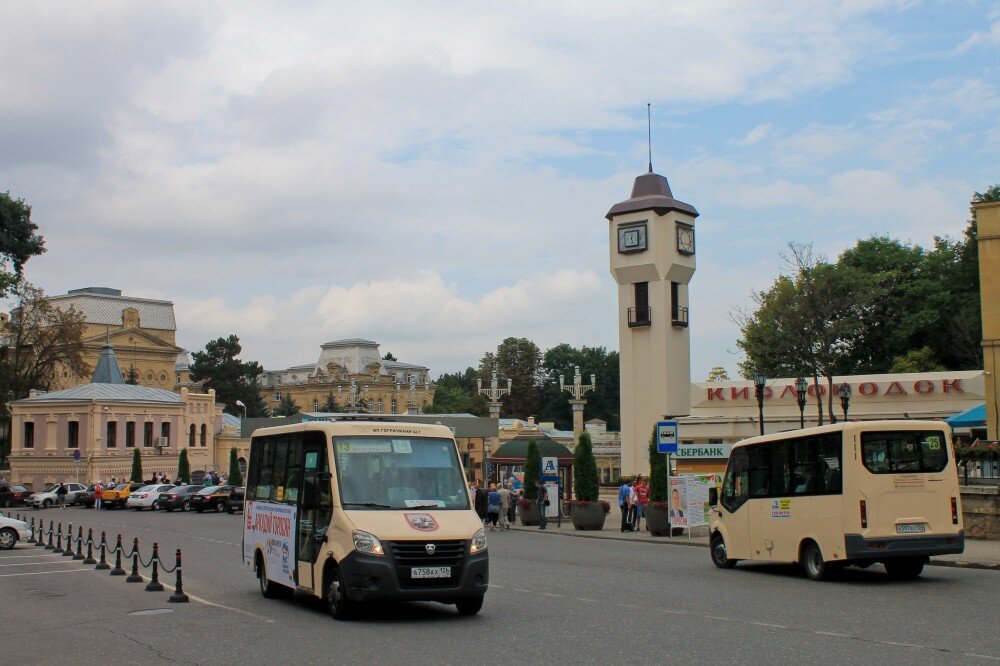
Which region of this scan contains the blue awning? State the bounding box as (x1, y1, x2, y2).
(946, 403, 986, 428)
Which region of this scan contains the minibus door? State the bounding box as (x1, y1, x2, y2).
(719, 448, 751, 560)
(297, 434, 331, 593)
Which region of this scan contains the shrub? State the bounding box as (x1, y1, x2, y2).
(227, 447, 243, 486)
(523, 440, 541, 500)
(573, 431, 599, 501)
(130, 448, 143, 483)
(176, 448, 190, 484)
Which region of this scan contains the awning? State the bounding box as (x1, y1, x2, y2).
(945, 403, 986, 428)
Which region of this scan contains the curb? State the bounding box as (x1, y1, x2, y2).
(927, 560, 1000, 571)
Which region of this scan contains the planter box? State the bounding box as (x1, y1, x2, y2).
(518, 502, 541, 526)
(645, 504, 670, 537)
(569, 502, 607, 531)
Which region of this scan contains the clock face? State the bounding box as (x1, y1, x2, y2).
(617, 223, 647, 254)
(676, 225, 695, 255)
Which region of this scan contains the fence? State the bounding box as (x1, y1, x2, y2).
(960, 454, 1000, 486)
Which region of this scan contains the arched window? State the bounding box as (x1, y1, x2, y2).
(189, 424, 195, 447)
(390, 398, 397, 413)
(313, 399, 319, 412)
(200, 423, 207, 447)
(376, 398, 383, 414)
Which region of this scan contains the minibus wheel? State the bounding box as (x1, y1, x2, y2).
(325, 566, 357, 621)
(884, 557, 924, 580)
(257, 554, 291, 599)
(800, 541, 828, 581)
(710, 534, 736, 569)
(455, 596, 484, 616)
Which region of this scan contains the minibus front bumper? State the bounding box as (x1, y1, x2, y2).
(339, 549, 489, 603)
(844, 531, 965, 560)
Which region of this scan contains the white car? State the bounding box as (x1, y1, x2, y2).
(26, 483, 87, 508)
(0, 513, 32, 549)
(125, 484, 176, 511)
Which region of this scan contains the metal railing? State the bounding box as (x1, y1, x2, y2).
(628, 306, 651, 328)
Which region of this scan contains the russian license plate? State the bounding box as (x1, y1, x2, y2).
(896, 523, 926, 534)
(411, 566, 450, 579)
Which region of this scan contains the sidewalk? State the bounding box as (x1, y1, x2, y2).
(507, 502, 1000, 570)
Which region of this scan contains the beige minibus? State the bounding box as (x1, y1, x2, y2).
(708, 420, 964, 580)
(243, 418, 488, 619)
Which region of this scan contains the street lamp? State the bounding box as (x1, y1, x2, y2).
(838, 383, 852, 422)
(794, 377, 808, 429)
(235, 399, 247, 420)
(753, 372, 767, 436)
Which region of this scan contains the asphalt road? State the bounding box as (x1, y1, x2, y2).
(2, 505, 999, 665)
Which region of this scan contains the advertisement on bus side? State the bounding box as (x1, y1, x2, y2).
(244, 501, 297, 587)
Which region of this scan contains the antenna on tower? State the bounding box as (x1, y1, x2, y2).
(647, 102, 653, 173)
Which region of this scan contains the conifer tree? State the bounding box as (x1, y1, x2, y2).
(177, 448, 191, 484)
(573, 431, 599, 501)
(523, 440, 541, 500)
(130, 448, 143, 483)
(227, 447, 243, 486)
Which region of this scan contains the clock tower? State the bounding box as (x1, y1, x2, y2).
(606, 169, 698, 474)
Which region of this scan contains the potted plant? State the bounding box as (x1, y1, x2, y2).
(517, 440, 542, 525)
(644, 433, 671, 536)
(567, 432, 609, 530)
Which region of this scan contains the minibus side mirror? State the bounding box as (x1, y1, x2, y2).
(708, 487, 718, 507)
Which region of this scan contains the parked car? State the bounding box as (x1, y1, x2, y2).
(126, 484, 176, 511)
(160, 485, 202, 512)
(191, 485, 236, 513)
(73, 485, 97, 508)
(27, 483, 88, 508)
(101, 482, 145, 509)
(1, 484, 32, 508)
(226, 487, 245, 514)
(0, 513, 32, 549)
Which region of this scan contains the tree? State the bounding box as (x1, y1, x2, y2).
(382, 351, 397, 361)
(130, 448, 143, 483)
(424, 367, 487, 415)
(124, 364, 140, 385)
(176, 448, 191, 484)
(538, 344, 620, 430)
(572, 431, 599, 501)
(478, 337, 544, 419)
(320, 392, 340, 412)
(0, 191, 45, 298)
(274, 393, 300, 416)
(189, 335, 268, 416)
(522, 440, 541, 500)
(227, 447, 243, 487)
(648, 432, 668, 503)
(889, 347, 945, 373)
(706, 366, 730, 382)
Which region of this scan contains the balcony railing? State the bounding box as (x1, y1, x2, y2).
(628, 306, 651, 328)
(672, 306, 689, 327)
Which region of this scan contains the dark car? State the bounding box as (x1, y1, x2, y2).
(225, 487, 245, 514)
(1, 485, 32, 508)
(73, 485, 97, 508)
(160, 485, 202, 512)
(191, 485, 236, 513)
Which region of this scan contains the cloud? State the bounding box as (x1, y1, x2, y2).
(956, 20, 1000, 51)
(735, 124, 774, 146)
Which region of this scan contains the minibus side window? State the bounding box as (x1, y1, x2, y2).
(748, 444, 771, 497)
(722, 448, 749, 512)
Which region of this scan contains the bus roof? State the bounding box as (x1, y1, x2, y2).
(731, 419, 950, 450)
(250, 418, 456, 440)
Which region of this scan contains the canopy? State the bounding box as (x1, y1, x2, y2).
(946, 403, 986, 428)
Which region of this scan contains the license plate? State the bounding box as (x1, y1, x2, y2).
(411, 566, 450, 579)
(896, 523, 926, 534)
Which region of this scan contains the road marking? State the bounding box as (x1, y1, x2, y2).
(576, 598, 598, 603)
(158, 582, 274, 623)
(489, 584, 503, 589)
(0, 561, 91, 567)
(815, 631, 851, 638)
(514, 588, 531, 593)
(749, 622, 787, 629)
(542, 592, 562, 598)
(0, 568, 91, 577)
(0, 553, 64, 558)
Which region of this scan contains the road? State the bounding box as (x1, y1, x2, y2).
(2, 505, 999, 664)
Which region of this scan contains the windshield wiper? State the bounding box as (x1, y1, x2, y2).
(407, 503, 443, 509)
(342, 502, 391, 510)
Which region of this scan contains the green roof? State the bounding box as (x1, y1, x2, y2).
(493, 437, 573, 460)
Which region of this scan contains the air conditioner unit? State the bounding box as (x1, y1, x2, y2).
(156, 436, 169, 448)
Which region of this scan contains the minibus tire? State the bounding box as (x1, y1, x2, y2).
(257, 554, 291, 599)
(801, 541, 829, 581)
(710, 534, 737, 569)
(325, 567, 357, 621)
(455, 595, 484, 616)
(884, 557, 924, 580)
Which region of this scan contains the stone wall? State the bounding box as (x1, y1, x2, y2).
(961, 486, 1000, 540)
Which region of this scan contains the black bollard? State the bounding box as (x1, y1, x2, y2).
(83, 529, 97, 565)
(45, 521, 55, 550)
(126, 537, 143, 583)
(167, 549, 189, 603)
(35, 519, 45, 547)
(110, 534, 126, 576)
(145, 543, 164, 592)
(62, 523, 75, 557)
(53, 522, 64, 554)
(95, 531, 111, 570)
(27, 518, 36, 544)
(72, 526, 85, 560)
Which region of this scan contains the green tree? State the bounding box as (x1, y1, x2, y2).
(538, 344, 620, 430)
(176, 448, 191, 484)
(424, 368, 487, 415)
(130, 448, 143, 483)
(572, 431, 599, 501)
(124, 364, 140, 385)
(889, 347, 946, 373)
(382, 351, 397, 361)
(227, 447, 243, 486)
(189, 335, 268, 416)
(522, 440, 541, 500)
(320, 392, 340, 412)
(648, 432, 669, 503)
(274, 393, 300, 416)
(478, 337, 544, 419)
(0, 192, 46, 297)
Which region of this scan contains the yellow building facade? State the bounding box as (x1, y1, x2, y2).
(976, 200, 1000, 440)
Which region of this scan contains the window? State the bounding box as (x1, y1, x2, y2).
(126, 421, 136, 448)
(189, 424, 195, 447)
(629, 282, 651, 327)
(391, 398, 397, 414)
(67, 421, 79, 449)
(376, 398, 383, 414)
(106, 421, 117, 448)
(275, 391, 282, 401)
(722, 447, 749, 512)
(861, 430, 947, 474)
(23, 422, 34, 449)
(313, 399, 319, 412)
(744, 434, 843, 499)
(161, 422, 170, 446)
(144, 422, 154, 447)
(671, 281, 688, 327)
(200, 424, 207, 447)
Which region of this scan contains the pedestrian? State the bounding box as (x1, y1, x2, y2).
(535, 479, 548, 530)
(487, 484, 500, 532)
(473, 481, 488, 524)
(220, 474, 228, 486)
(628, 480, 638, 531)
(468, 480, 477, 506)
(211, 471, 221, 486)
(110, 476, 117, 487)
(94, 482, 103, 510)
(56, 483, 68, 509)
(204, 473, 213, 487)
(618, 478, 632, 532)
(498, 483, 511, 530)
(635, 475, 649, 532)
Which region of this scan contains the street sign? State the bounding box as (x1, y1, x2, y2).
(656, 421, 678, 453)
(541, 457, 559, 483)
(73, 449, 80, 461)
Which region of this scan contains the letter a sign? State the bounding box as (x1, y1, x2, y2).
(657, 421, 678, 453)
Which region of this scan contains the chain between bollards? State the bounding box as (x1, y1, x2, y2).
(167, 549, 188, 603)
(126, 537, 143, 583)
(83, 529, 96, 565)
(96, 531, 110, 570)
(110, 534, 126, 576)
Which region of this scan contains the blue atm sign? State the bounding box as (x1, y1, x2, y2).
(656, 421, 678, 453)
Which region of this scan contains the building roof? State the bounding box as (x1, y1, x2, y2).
(382, 360, 430, 371)
(15, 383, 182, 404)
(493, 436, 574, 461)
(91, 344, 125, 384)
(321, 338, 378, 348)
(605, 171, 699, 220)
(47, 288, 176, 331)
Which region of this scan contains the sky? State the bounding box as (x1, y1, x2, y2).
(2, 1, 998, 381)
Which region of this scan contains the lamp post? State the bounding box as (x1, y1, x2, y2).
(560, 366, 596, 443)
(477, 371, 512, 485)
(235, 399, 247, 420)
(753, 372, 767, 436)
(794, 377, 808, 429)
(838, 383, 852, 422)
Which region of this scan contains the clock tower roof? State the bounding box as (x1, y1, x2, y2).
(605, 171, 699, 220)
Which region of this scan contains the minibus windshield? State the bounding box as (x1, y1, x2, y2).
(861, 430, 948, 474)
(333, 436, 470, 510)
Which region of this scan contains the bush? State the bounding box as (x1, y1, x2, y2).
(573, 431, 599, 501)
(130, 448, 143, 483)
(523, 440, 541, 500)
(176, 448, 190, 484)
(227, 447, 243, 486)
(648, 430, 668, 503)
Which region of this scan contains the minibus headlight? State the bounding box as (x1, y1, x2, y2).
(470, 528, 487, 555)
(352, 530, 385, 557)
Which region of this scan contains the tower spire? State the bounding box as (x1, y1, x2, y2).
(647, 102, 653, 174)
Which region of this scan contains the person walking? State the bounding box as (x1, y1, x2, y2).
(56, 483, 68, 509)
(473, 481, 488, 524)
(535, 479, 548, 530)
(635, 475, 649, 532)
(627, 480, 638, 531)
(618, 478, 632, 532)
(94, 482, 103, 510)
(507, 481, 519, 525)
(204, 473, 213, 487)
(498, 483, 511, 530)
(487, 484, 501, 532)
